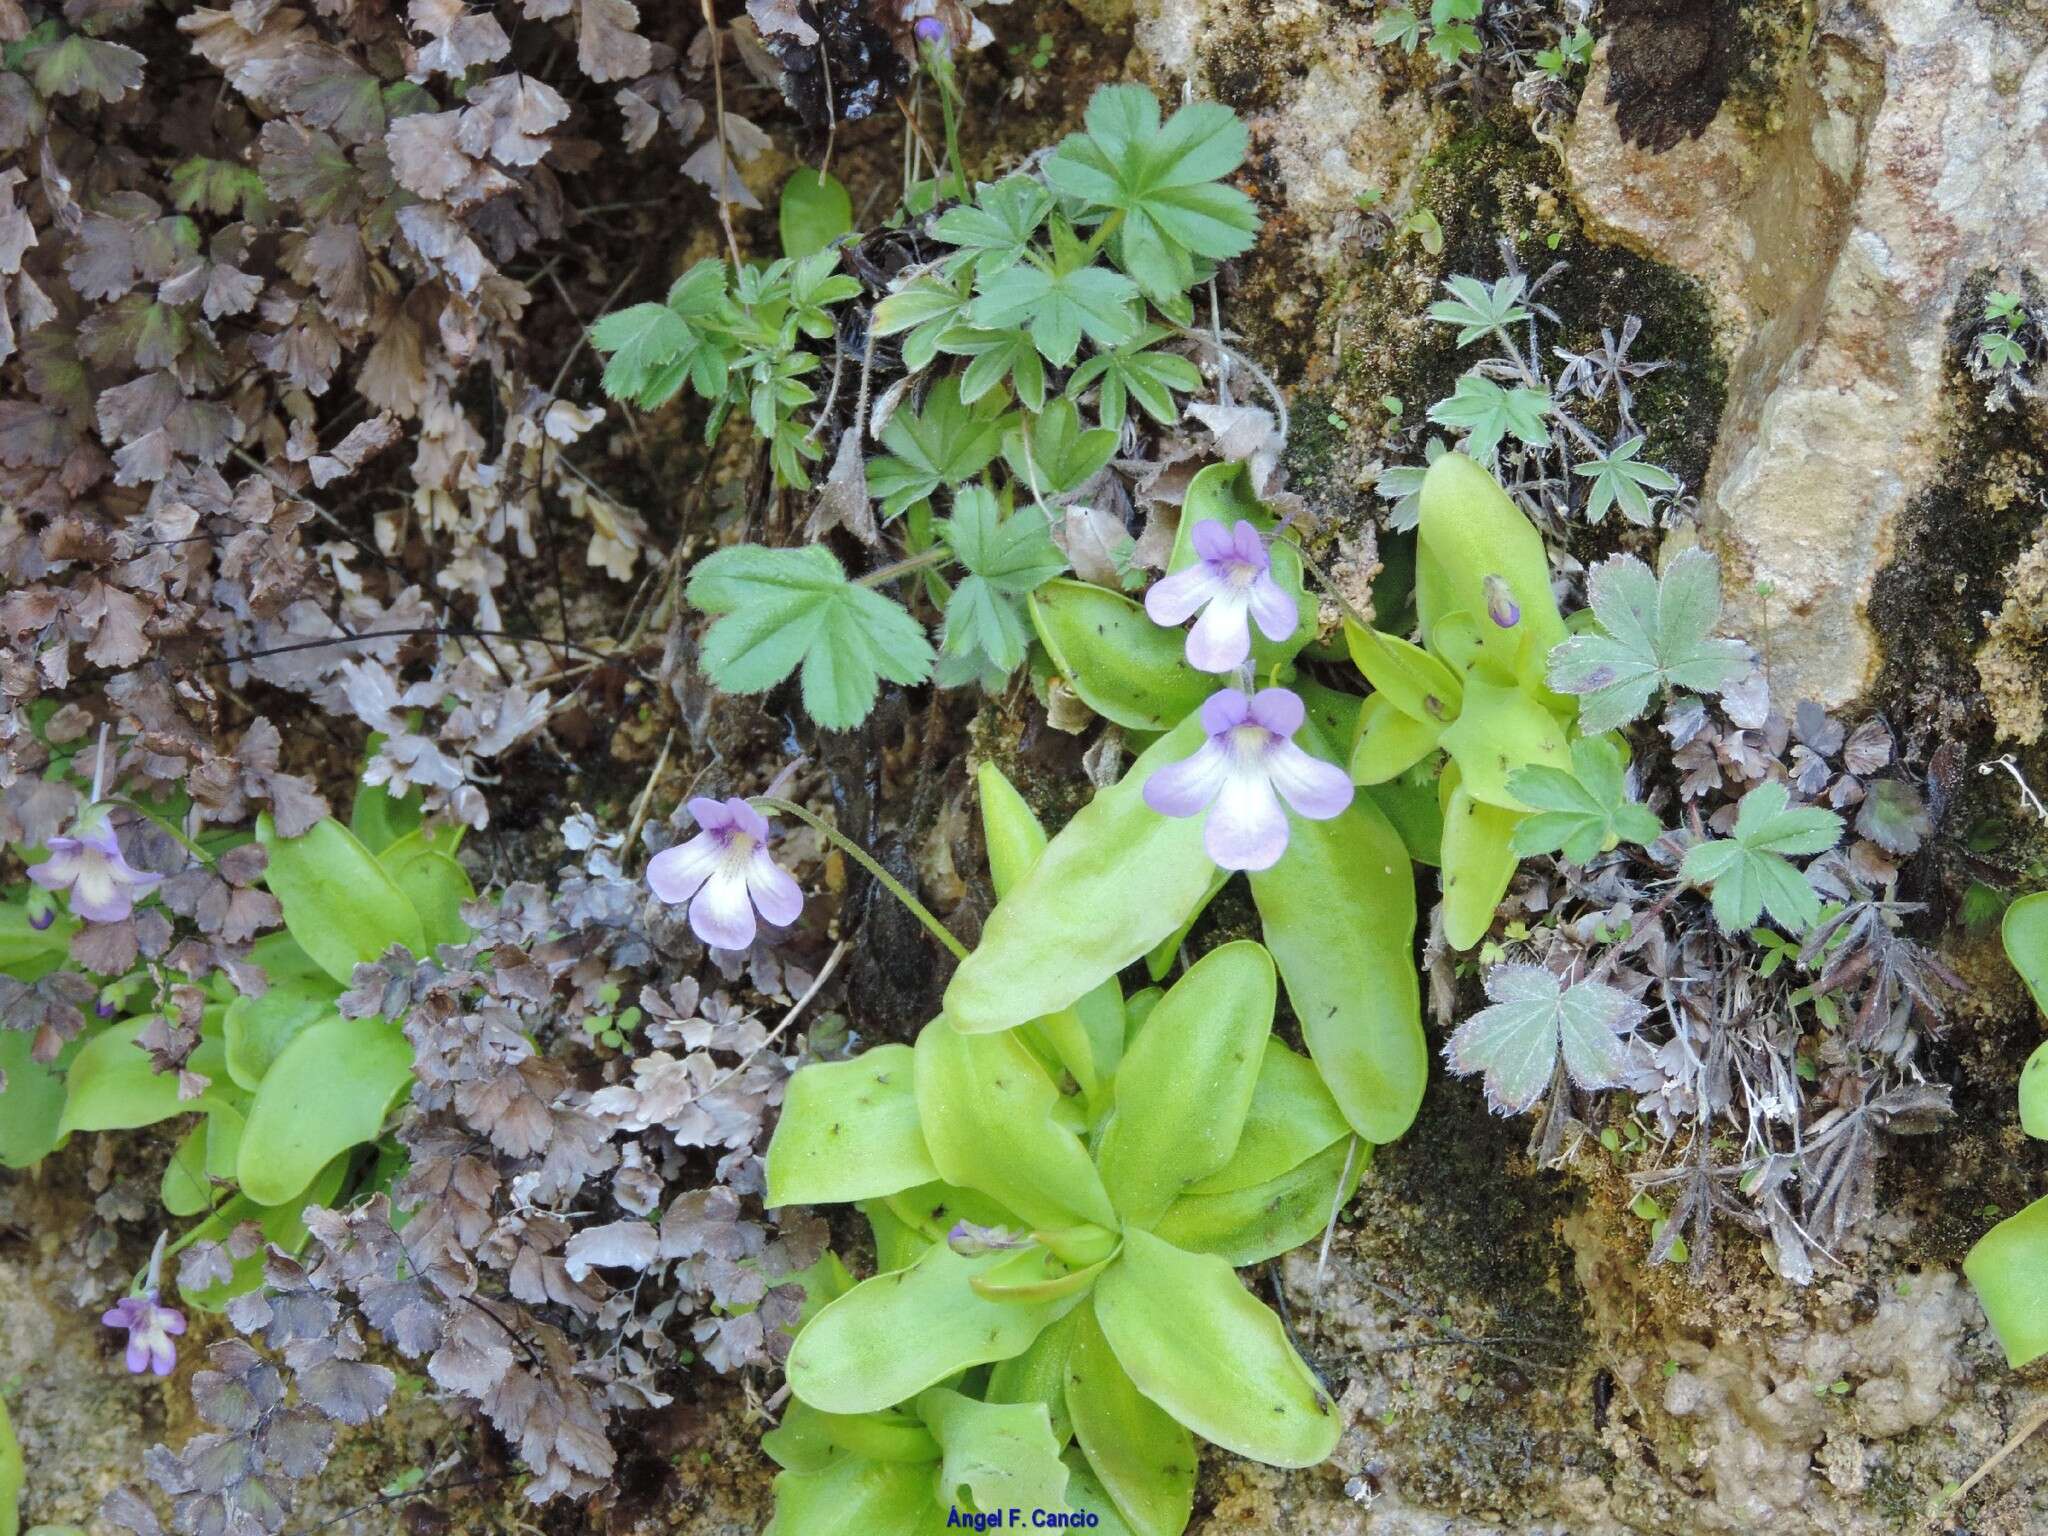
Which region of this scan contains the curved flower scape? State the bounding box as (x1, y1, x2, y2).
(30, 805, 163, 924)
(646, 796, 804, 952)
(1143, 687, 1353, 870)
(1144, 518, 1299, 673)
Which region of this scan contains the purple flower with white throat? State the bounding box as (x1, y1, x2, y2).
(1145, 519, 1299, 673)
(103, 1289, 186, 1377)
(1143, 687, 1353, 871)
(30, 803, 162, 924)
(646, 796, 804, 952)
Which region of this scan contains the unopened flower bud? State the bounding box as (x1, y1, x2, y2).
(1483, 574, 1521, 629)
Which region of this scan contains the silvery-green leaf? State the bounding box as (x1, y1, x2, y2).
(1443, 964, 1647, 1115)
(1545, 550, 1752, 732)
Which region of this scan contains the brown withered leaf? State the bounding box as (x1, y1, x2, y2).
(459, 73, 571, 167)
(307, 413, 401, 489)
(578, 0, 654, 82)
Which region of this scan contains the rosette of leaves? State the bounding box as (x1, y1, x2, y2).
(1344, 453, 1596, 949)
(51, 781, 469, 1306)
(996, 463, 1427, 1146)
(762, 767, 1360, 1533)
(1963, 891, 2048, 1368)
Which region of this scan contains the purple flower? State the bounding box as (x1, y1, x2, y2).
(1483, 574, 1520, 629)
(1143, 687, 1353, 871)
(1145, 519, 1299, 673)
(30, 806, 162, 924)
(913, 15, 948, 45)
(646, 797, 804, 952)
(28, 900, 55, 931)
(102, 1290, 186, 1376)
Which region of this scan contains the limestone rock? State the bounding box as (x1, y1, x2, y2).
(1565, 1, 2048, 707)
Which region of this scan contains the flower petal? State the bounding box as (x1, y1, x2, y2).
(1143, 738, 1232, 819)
(1229, 519, 1268, 570)
(125, 1336, 151, 1374)
(1189, 518, 1236, 563)
(1247, 573, 1299, 643)
(28, 846, 82, 894)
(688, 867, 759, 951)
(647, 834, 721, 905)
(1185, 589, 1253, 672)
(1246, 686, 1305, 737)
(726, 797, 772, 843)
(1144, 562, 1227, 627)
(686, 796, 734, 832)
(1197, 688, 1251, 735)
(1265, 739, 1354, 820)
(1205, 767, 1290, 871)
(159, 1307, 186, 1335)
(746, 850, 804, 928)
(68, 853, 134, 923)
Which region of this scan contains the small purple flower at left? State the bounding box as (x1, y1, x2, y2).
(102, 1290, 186, 1376)
(1143, 687, 1353, 871)
(646, 796, 804, 952)
(1144, 519, 1299, 673)
(30, 804, 162, 924)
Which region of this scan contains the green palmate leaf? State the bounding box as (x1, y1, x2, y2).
(787, 1244, 1087, 1415)
(944, 714, 1218, 1032)
(223, 975, 337, 1090)
(1426, 273, 1531, 347)
(1372, 7, 1423, 51)
(779, 168, 853, 259)
(1546, 549, 1753, 733)
(933, 176, 1055, 277)
(1249, 727, 1427, 1144)
(1184, 1040, 1350, 1195)
(867, 376, 1014, 518)
(685, 544, 934, 730)
(971, 258, 1140, 369)
(1094, 1228, 1341, 1467)
(764, 1453, 949, 1536)
(1679, 779, 1843, 933)
(1067, 324, 1202, 428)
(916, 1020, 1118, 1232)
(767, 1044, 938, 1207)
(1573, 435, 1680, 526)
(1043, 84, 1259, 304)
(1064, 1303, 1197, 1536)
(938, 486, 1067, 674)
(1963, 1196, 2048, 1369)
(590, 262, 733, 409)
(939, 326, 1048, 411)
(1445, 964, 1648, 1115)
(870, 275, 974, 373)
(1029, 580, 1213, 731)
(918, 1388, 1069, 1517)
(1004, 395, 1119, 499)
(258, 813, 427, 985)
(237, 1014, 413, 1206)
(1426, 374, 1552, 463)
(1506, 736, 1662, 863)
(1095, 940, 1275, 1228)
(1153, 1135, 1364, 1267)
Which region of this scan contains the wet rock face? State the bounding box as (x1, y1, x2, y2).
(1567, 0, 2048, 708)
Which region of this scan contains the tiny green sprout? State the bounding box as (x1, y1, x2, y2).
(1326, 410, 1348, 430)
(1600, 1127, 1622, 1154)
(1984, 289, 2025, 327)
(1402, 207, 1445, 255)
(1381, 393, 1403, 416)
(381, 1467, 427, 1498)
(1454, 1383, 1474, 1404)
(1545, 230, 1563, 250)
(1661, 1360, 1679, 1379)
(1355, 186, 1385, 209)
(1030, 32, 1054, 69)
(1981, 1203, 2002, 1220)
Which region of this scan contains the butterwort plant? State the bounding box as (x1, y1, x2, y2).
(986, 460, 1427, 1147)
(760, 766, 1363, 1534)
